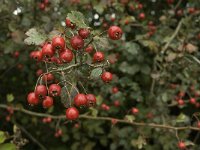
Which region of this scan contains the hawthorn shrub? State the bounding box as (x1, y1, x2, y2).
(0, 0, 200, 150)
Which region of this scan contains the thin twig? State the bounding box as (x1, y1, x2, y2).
(0, 104, 200, 131)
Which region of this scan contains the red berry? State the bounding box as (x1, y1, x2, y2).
(93, 52, 105, 62)
(78, 28, 90, 39)
(197, 122, 200, 128)
(13, 51, 20, 58)
(111, 118, 118, 125)
(35, 85, 47, 99)
(59, 49, 74, 63)
(66, 107, 79, 120)
(108, 26, 123, 40)
(43, 96, 54, 108)
(101, 103, 110, 111)
(85, 45, 93, 53)
(101, 72, 113, 83)
(132, 107, 139, 115)
(39, 3, 45, 10)
(137, 3, 143, 9)
(27, 92, 39, 105)
(65, 18, 76, 29)
(86, 94, 96, 106)
(188, 7, 195, 14)
(167, 0, 174, 4)
(178, 141, 186, 149)
(112, 87, 119, 94)
(178, 99, 184, 106)
(36, 69, 43, 77)
(139, 13, 145, 20)
(32, 51, 43, 62)
(74, 93, 87, 107)
(44, 0, 49, 5)
(42, 73, 54, 82)
(189, 98, 196, 104)
(49, 84, 61, 97)
(42, 43, 55, 58)
(178, 91, 185, 98)
(114, 100, 120, 107)
(70, 36, 84, 50)
(52, 36, 65, 52)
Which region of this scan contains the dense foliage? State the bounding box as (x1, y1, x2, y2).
(0, 0, 200, 150)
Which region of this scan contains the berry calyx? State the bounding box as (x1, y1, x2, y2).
(59, 49, 74, 63)
(66, 107, 79, 120)
(27, 92, 39, 105)
(52, 36, 65, 52)
(74, 93, 87, 107)
(42, 96, 54, 108)
(70, 35, 84, 50)
(35, 85, 47, 99)
(108, 26, 123, 40)
(86, 94, 96, 106)
(78, 28, 90, 39)
(49, 84, 61, 97)
(42, 43, 55, 58)
(101, 72, 113, 83)
(93, 52, 105, 62)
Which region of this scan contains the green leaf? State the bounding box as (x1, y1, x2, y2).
(176, 113, 189, 123)
(89, 107, 98, 117)
(93, 36, 109, 49)
(0, 131, 7, 144)
(24, 28, 47, 45)
(131, 136, 147, 149)
(90, 67, 102, 79)
(119, 62, 140, 75)
(6, 94, 14, 102)
(67, 11, 88, 28)
(139, 40, 159, 53)
(0, 143, 16, 150)
(125, 42, 140, 55)
(125, 115, 135, 122)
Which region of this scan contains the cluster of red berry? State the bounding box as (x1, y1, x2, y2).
(39, 0, 49, 11)
(27, 16, 123, 120)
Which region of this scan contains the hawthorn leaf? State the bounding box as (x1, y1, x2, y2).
(24, 28, 47, 45)
(67, 11, 88, 28)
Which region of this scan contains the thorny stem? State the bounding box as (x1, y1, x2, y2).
(0, 104, 200, 132)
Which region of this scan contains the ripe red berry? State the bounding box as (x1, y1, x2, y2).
(167, 0, 174, 4)
(36, 69, 43, 77)
(137, 3, 143, 9)
(27, 92, 39, 105)
(93, 52, 105, 62)
(86, 94, 96, 106)
(70, 35, 84, 50)
(42, 73, 54, 82)
(178, 99, 184, 106)
(42, 43, 55, 58)
(139, 13, 145, 20)
(112, 87, 119, 94)
(85, 45, 93, 53)
(108, 26, 123, 40)
(49, 84, 61, 97)
(13, 51, 20, 58)
(74, 94, 87, 107)
(78, 28, 90, 39)
(65, 18, 76, 29)
(66, 107, 79, 120)
(42, 96, 54, 108)
(101, 103, 110, 111)
(114, 100, 120, 107)
(197, 122, 200, 128)
(178, 141, 186, 149)
(189, 98, 196, 104)
(111, 118, 118, 125)
(52, 36, 65, 52)
(101, 72, 113, 83)
(35, 85, 47, 99)
(188, 7, 195, 14)
(132, 107, 139, 115)
(39, 3, 45, 10)
(32, 51, 43, 62)
(178, 91, 185, 98)
(59, 49, 74, 63)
